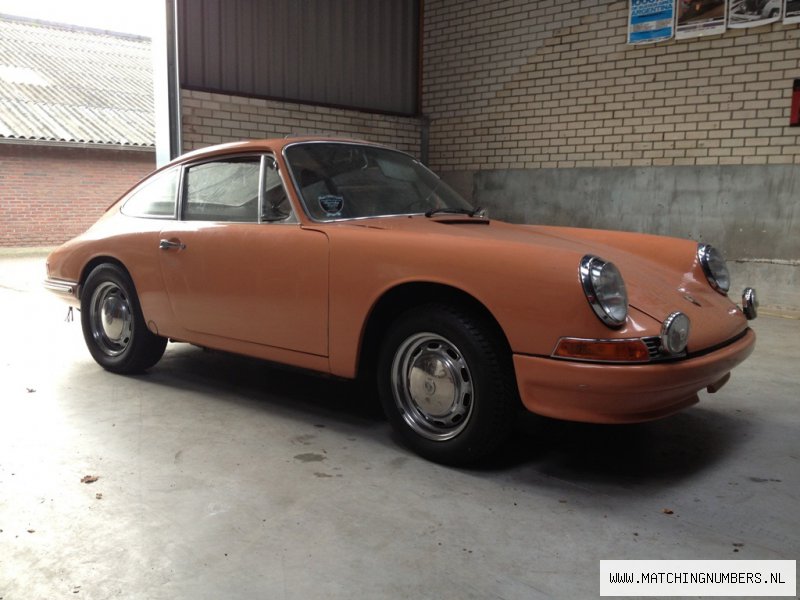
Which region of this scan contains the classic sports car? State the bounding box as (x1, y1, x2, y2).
(45, 138, 758, 465)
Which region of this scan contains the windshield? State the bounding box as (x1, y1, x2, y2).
(284, 142, 473, 221)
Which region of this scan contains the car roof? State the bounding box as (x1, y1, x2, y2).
(165, 136, 388, 168)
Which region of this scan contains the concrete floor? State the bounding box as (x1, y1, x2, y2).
(0, 252, 798, 599)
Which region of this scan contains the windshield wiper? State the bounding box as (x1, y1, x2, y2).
(424, 207, 486, 218)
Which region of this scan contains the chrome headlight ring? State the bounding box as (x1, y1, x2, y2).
(697, 244, 731, 295)
(661, 311, 691, 355)
(580, 255, 629, 328)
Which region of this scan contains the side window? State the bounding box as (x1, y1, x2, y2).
(121, 168, 178, 218)
(184, 157, 260, 222)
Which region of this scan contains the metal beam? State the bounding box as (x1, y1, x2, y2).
(154, 0, 182, 165)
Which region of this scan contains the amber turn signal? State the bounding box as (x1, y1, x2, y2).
(553, 337, 651, 363)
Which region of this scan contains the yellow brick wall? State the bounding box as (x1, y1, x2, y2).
(423, 0, 800, 170)
(181, 89, 422, 155)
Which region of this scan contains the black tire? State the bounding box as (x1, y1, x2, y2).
(377, 304, 516, 465)
(80, 263, 167, 374)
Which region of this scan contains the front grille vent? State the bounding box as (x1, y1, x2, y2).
(642, 336, 662, 359)
(642, 335, 687, 361)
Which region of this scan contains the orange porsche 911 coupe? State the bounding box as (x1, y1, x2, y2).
(45, 138, 758, 464)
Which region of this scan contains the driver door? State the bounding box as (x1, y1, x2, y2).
(157, 154, 328, 357)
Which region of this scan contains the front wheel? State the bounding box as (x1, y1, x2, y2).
(80, 263, 166, 374)
(378, 304, 516, 465)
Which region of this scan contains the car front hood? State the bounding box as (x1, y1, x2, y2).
(340, 217, 749, 349)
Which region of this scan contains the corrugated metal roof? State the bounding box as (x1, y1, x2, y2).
(0, 15, 154, 147)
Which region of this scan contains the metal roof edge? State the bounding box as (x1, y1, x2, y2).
(0, 137, 156, 152)
(0, 13, 151, 41)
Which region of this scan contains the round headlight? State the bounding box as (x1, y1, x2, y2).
(698, 244, 730, 294)
(580, 255, 628, 328)
(661, 311, 691, 355)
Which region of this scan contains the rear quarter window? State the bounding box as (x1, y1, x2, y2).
(121, 168, 179, 218)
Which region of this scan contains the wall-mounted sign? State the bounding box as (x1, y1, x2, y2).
(628, 0, 675, 44)
(785, 0, 800, 23)
(729, 0, 782, 27)
(676, 0, 728, 38)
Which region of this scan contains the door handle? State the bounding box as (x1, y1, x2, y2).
(159, 239, 186, 250)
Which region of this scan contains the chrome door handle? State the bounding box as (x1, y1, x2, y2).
(159, 239, 186, 250)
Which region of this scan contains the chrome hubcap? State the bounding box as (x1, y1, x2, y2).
(89, 281, 133, 357)
(391, 333, 474, 441)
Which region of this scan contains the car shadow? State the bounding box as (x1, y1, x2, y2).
(134, 344, 748, 488)
(140, 343, 386, 424)
(471, 407, 750, 489)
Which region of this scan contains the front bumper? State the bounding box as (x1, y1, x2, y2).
(43, 278, 80, 306)
(513, 328, 756, 424)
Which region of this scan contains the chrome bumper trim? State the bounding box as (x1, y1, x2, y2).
(43, 278, 78, 296)
(742, 287, 758, 320)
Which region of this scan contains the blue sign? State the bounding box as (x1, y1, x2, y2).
(628, 0, 675, 44)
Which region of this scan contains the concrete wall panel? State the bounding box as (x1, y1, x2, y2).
(466, 165, 799, 313)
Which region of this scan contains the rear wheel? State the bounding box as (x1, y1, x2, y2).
(378, 304, 516, 465)
(80, 263, 166, 374)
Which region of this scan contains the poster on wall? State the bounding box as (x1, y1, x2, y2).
(676, 0, 728, 38)
(729, 0, 782, 27)
(785, 0, 800, 23)
(628, 0, 675, 44)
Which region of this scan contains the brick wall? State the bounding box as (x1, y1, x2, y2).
(423, 0, 800, 170)
(0, 144, 155, 247)
(181, 89, 422, 155)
